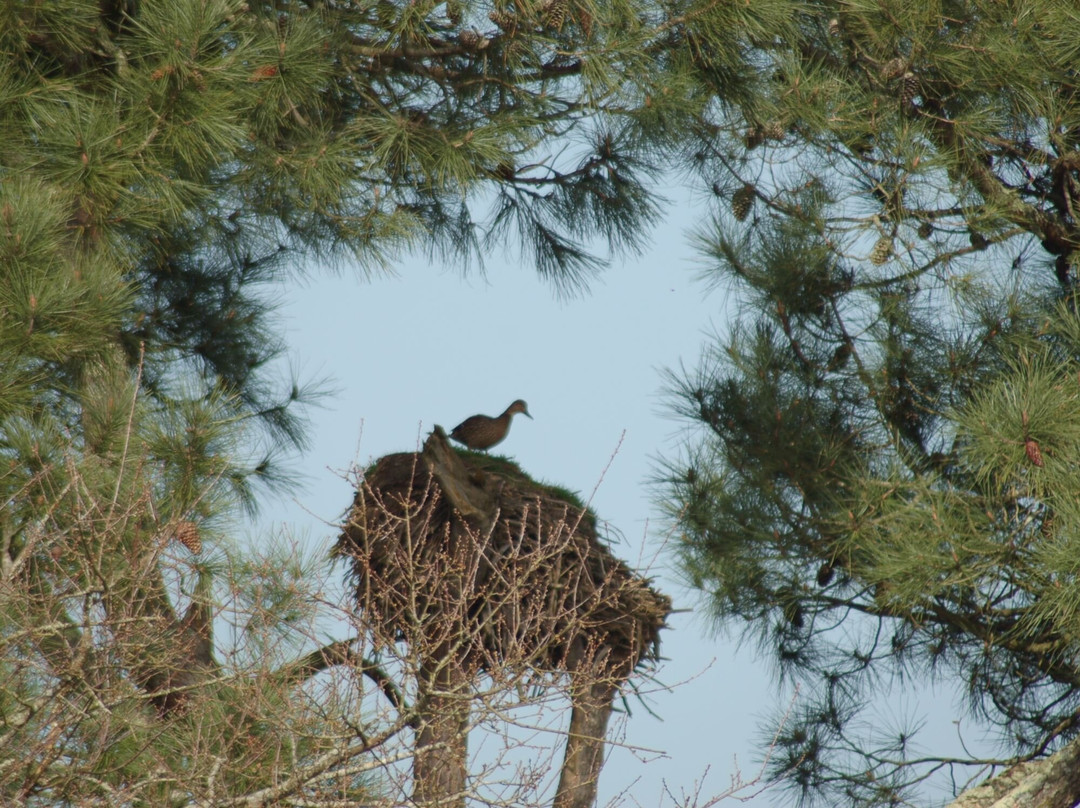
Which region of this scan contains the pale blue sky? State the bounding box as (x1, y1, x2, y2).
(254, 187, 980, 806)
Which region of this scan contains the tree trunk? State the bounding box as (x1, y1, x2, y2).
(409, 436, 479, 808)
(552, 676, 618, 808)
(413, 652, 470, 808)
(948, 737, 1080, 808)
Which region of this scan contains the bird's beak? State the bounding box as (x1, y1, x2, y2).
(524, 410, 533, 419)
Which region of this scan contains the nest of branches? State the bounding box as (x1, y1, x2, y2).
(335, 428, 670, 682)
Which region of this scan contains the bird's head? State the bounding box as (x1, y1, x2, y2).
(508, 399, 533, 419)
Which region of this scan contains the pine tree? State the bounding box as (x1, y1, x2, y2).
(0, 0, 688, 802)
(659, 1, 1080, 805)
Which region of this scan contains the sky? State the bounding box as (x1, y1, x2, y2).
(253, 186, 980, 807)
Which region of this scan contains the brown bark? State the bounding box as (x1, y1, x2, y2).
(425, 425, 495, 519)
(411, 436, 476, 808)
(553, 677, 619, 808)
(412, 651, 470, 808)
(124, 572, 217, 715)
(948, 737, 1080, 808)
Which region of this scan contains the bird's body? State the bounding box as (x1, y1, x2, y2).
(450, 399, 532, 450)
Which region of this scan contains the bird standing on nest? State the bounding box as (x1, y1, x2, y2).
(450, 400, 532, 450)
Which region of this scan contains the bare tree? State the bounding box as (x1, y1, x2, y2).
(336, 427, 671, 808)
(1, 424, 670, 807)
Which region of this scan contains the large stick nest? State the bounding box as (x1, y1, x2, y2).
(335, 428, 670, 680)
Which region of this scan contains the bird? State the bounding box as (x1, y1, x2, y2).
(449, 400, 532, 450)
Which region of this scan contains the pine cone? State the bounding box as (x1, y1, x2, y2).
(762, 120, 785, 141)
(175, 521, 203, 554)
(827, 340, 853, 371)
(1025, 438, 1044, 467)
(817, 562, 835, 587)
(744, 127, 765, 150)
(873, 580, 891, 607)
(489, 9, 517, 30)
(900, 72, 919, 107)
(459, 29, 490, 49)
(880, 57, 908, 81)
(1056, 254, 1071, 286)
(784, 601, 805, 629)
(869, 236, 893, 265)
(542, 0, 567, 29)
(827, 18, 840, 36)
(969, 231, 988, 250)
(731, 184, 755, 222)
(917, 221, 933, 239)
(576, 7, 592, 36)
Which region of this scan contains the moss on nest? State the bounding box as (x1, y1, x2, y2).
(449, 448, 596, 531)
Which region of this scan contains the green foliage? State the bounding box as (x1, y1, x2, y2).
(0, 0, 694, 802)
(455, 447, 594, 514)
(660, 0, 1080, 804)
